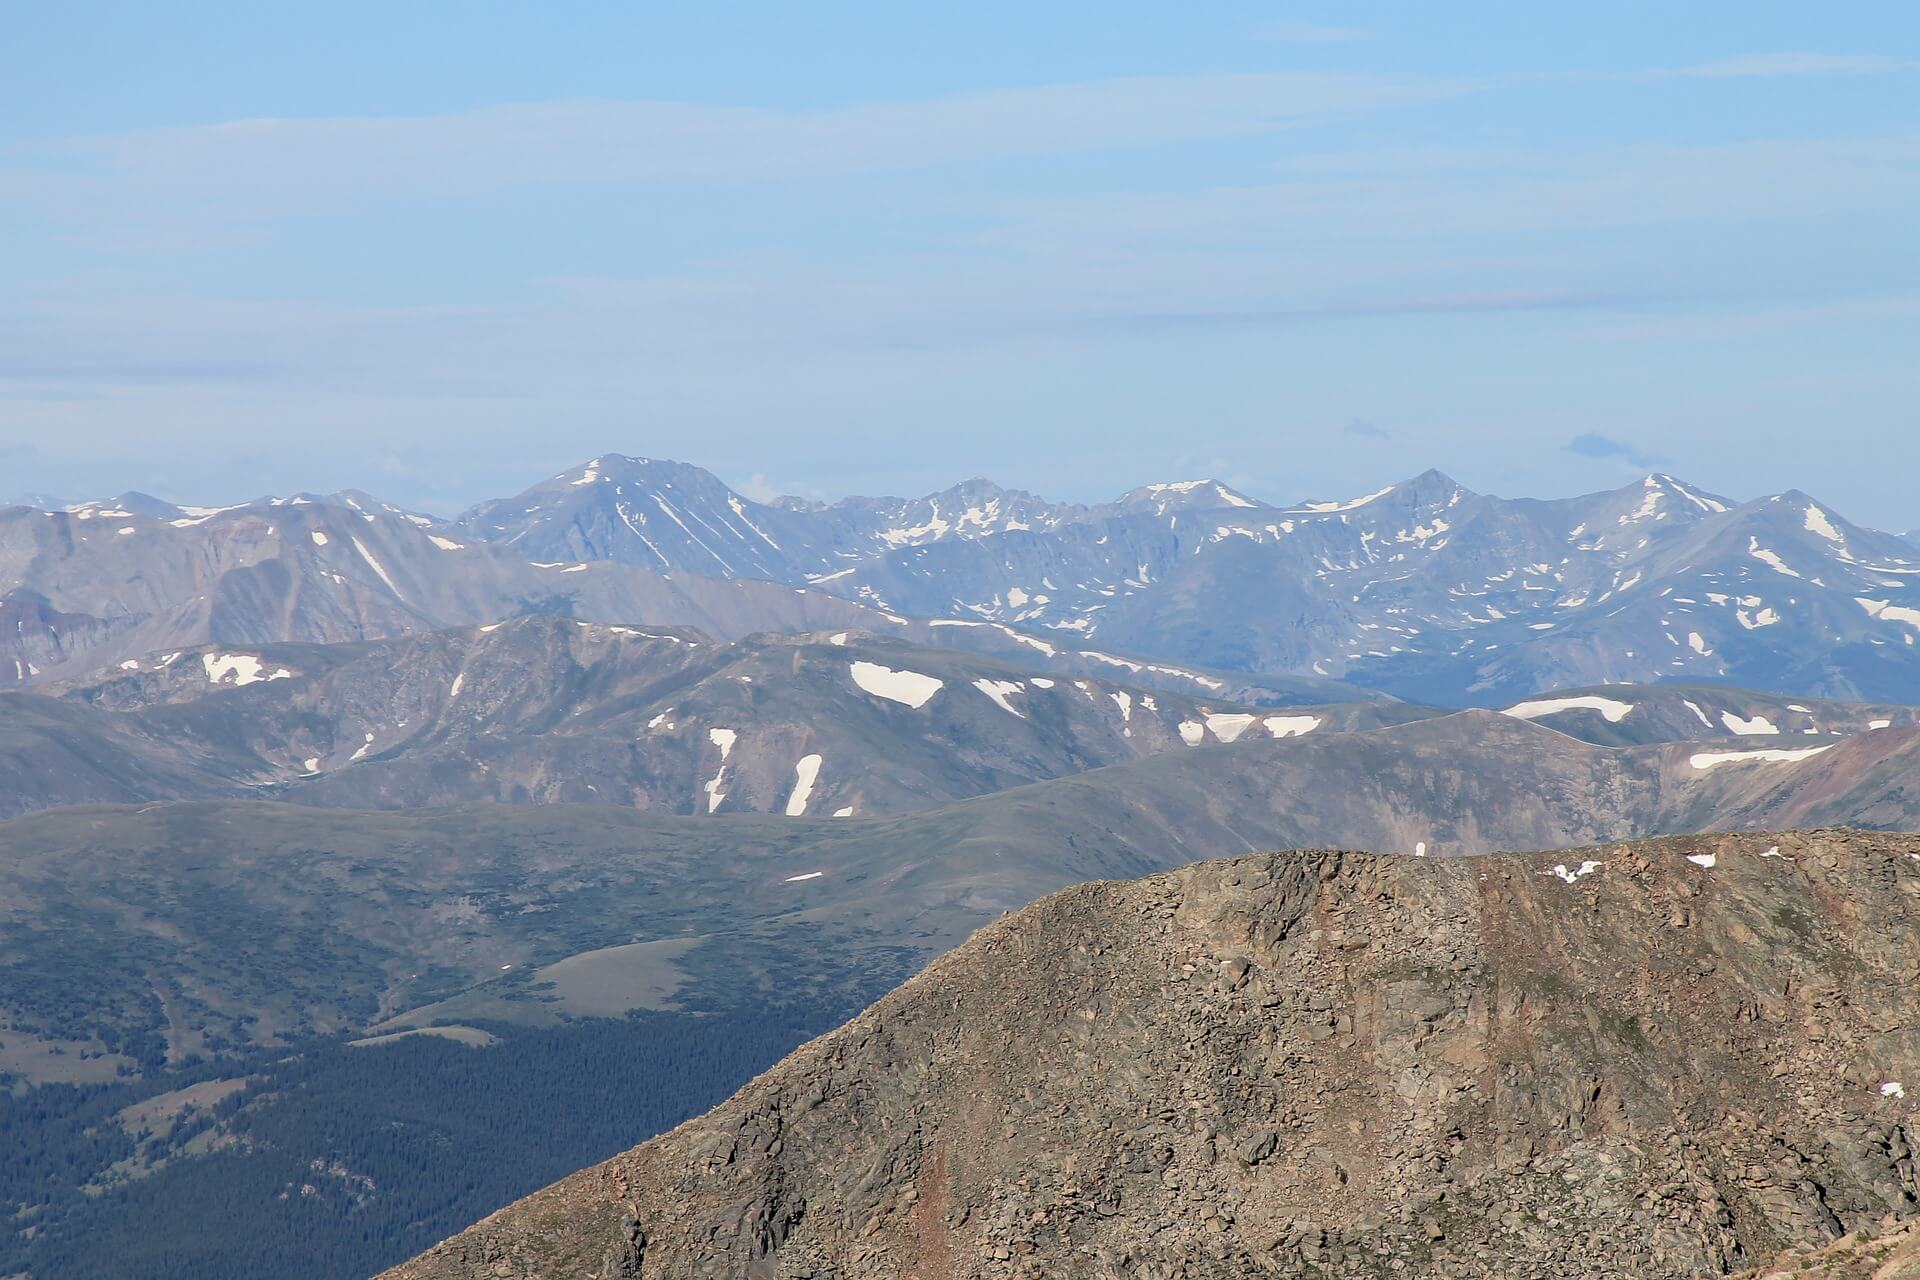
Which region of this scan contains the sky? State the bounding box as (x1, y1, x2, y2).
(3, 2, 1917, 526)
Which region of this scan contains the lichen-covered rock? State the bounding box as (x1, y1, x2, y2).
(382, 829, 1920, 1280)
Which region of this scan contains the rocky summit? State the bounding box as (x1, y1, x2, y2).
(382, 829, 1920, 1280)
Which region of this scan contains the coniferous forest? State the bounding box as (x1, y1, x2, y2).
(1, 1001, 870, 1280)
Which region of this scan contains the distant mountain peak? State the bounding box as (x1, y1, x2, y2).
(1634, 472, 1731, 515)
(1113, 478, 1264, 515)
(1282, 469, 1467, 516)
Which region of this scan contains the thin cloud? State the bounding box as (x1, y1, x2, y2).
(1344, 419, 1391, 440)
(1568, 433, 1664, 469)
(1656, 53, 1902, 79)
(989, 136, 1920, 254)
(3, 72, 1471, 223)
(1095, 290, 1655, 331)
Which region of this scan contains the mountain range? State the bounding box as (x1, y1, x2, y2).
(13, 458, 1920, 709)
(12, 618, 1353, 819)
(2, 612, 1913, 824)
(448, 457, 1920, 703)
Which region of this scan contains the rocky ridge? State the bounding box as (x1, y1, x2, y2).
(383, 829, 1920, 1280)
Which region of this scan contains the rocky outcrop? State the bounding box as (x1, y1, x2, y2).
(381, 829, 1920, 1279)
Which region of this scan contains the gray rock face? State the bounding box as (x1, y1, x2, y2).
(379, 830, 1920, 1280)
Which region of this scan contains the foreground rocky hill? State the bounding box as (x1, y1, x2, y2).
(384, 830, 1920, 1280)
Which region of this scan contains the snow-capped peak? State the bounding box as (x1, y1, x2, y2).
(1113, 479, 1265, 517)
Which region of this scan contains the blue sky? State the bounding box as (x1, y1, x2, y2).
(3, 2, 1916, 525)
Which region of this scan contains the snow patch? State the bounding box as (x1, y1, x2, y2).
(352, 538, 402, 595)
(850, 661, 943, 708)
(784, 871, 825, 883)
(1204, 713, 1257, 743)
(1688, 745, 1833, 770)
(1298, 484, 1394, 514)
(785, 753, 823, 816)
(1859, 597, 1920, 631)
(703, 728, 736, 813)
(1720, 711, 1780, 736)
(1686, 853, 1717, 868)
(1263, 715, 1322, 739)
(1803, 505, 1844, 543)
(1549, 860, 1603, 884)
(1748, 539, 1800, 578)
(1178, 721, 1206, 746)
(973, 679, 1027, 718)
(1503, 695, 1635, 724)
(202, 654, 292, 687)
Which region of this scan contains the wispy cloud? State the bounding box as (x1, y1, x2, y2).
(1344, 419, 1391, 440)
(1659, 52, 1903, 79)
(1092, 289, 1653, 331)
(989, 136, 1920, 253)
(1568, 432, 1664, 469)
(1, 72, 1471, 226)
